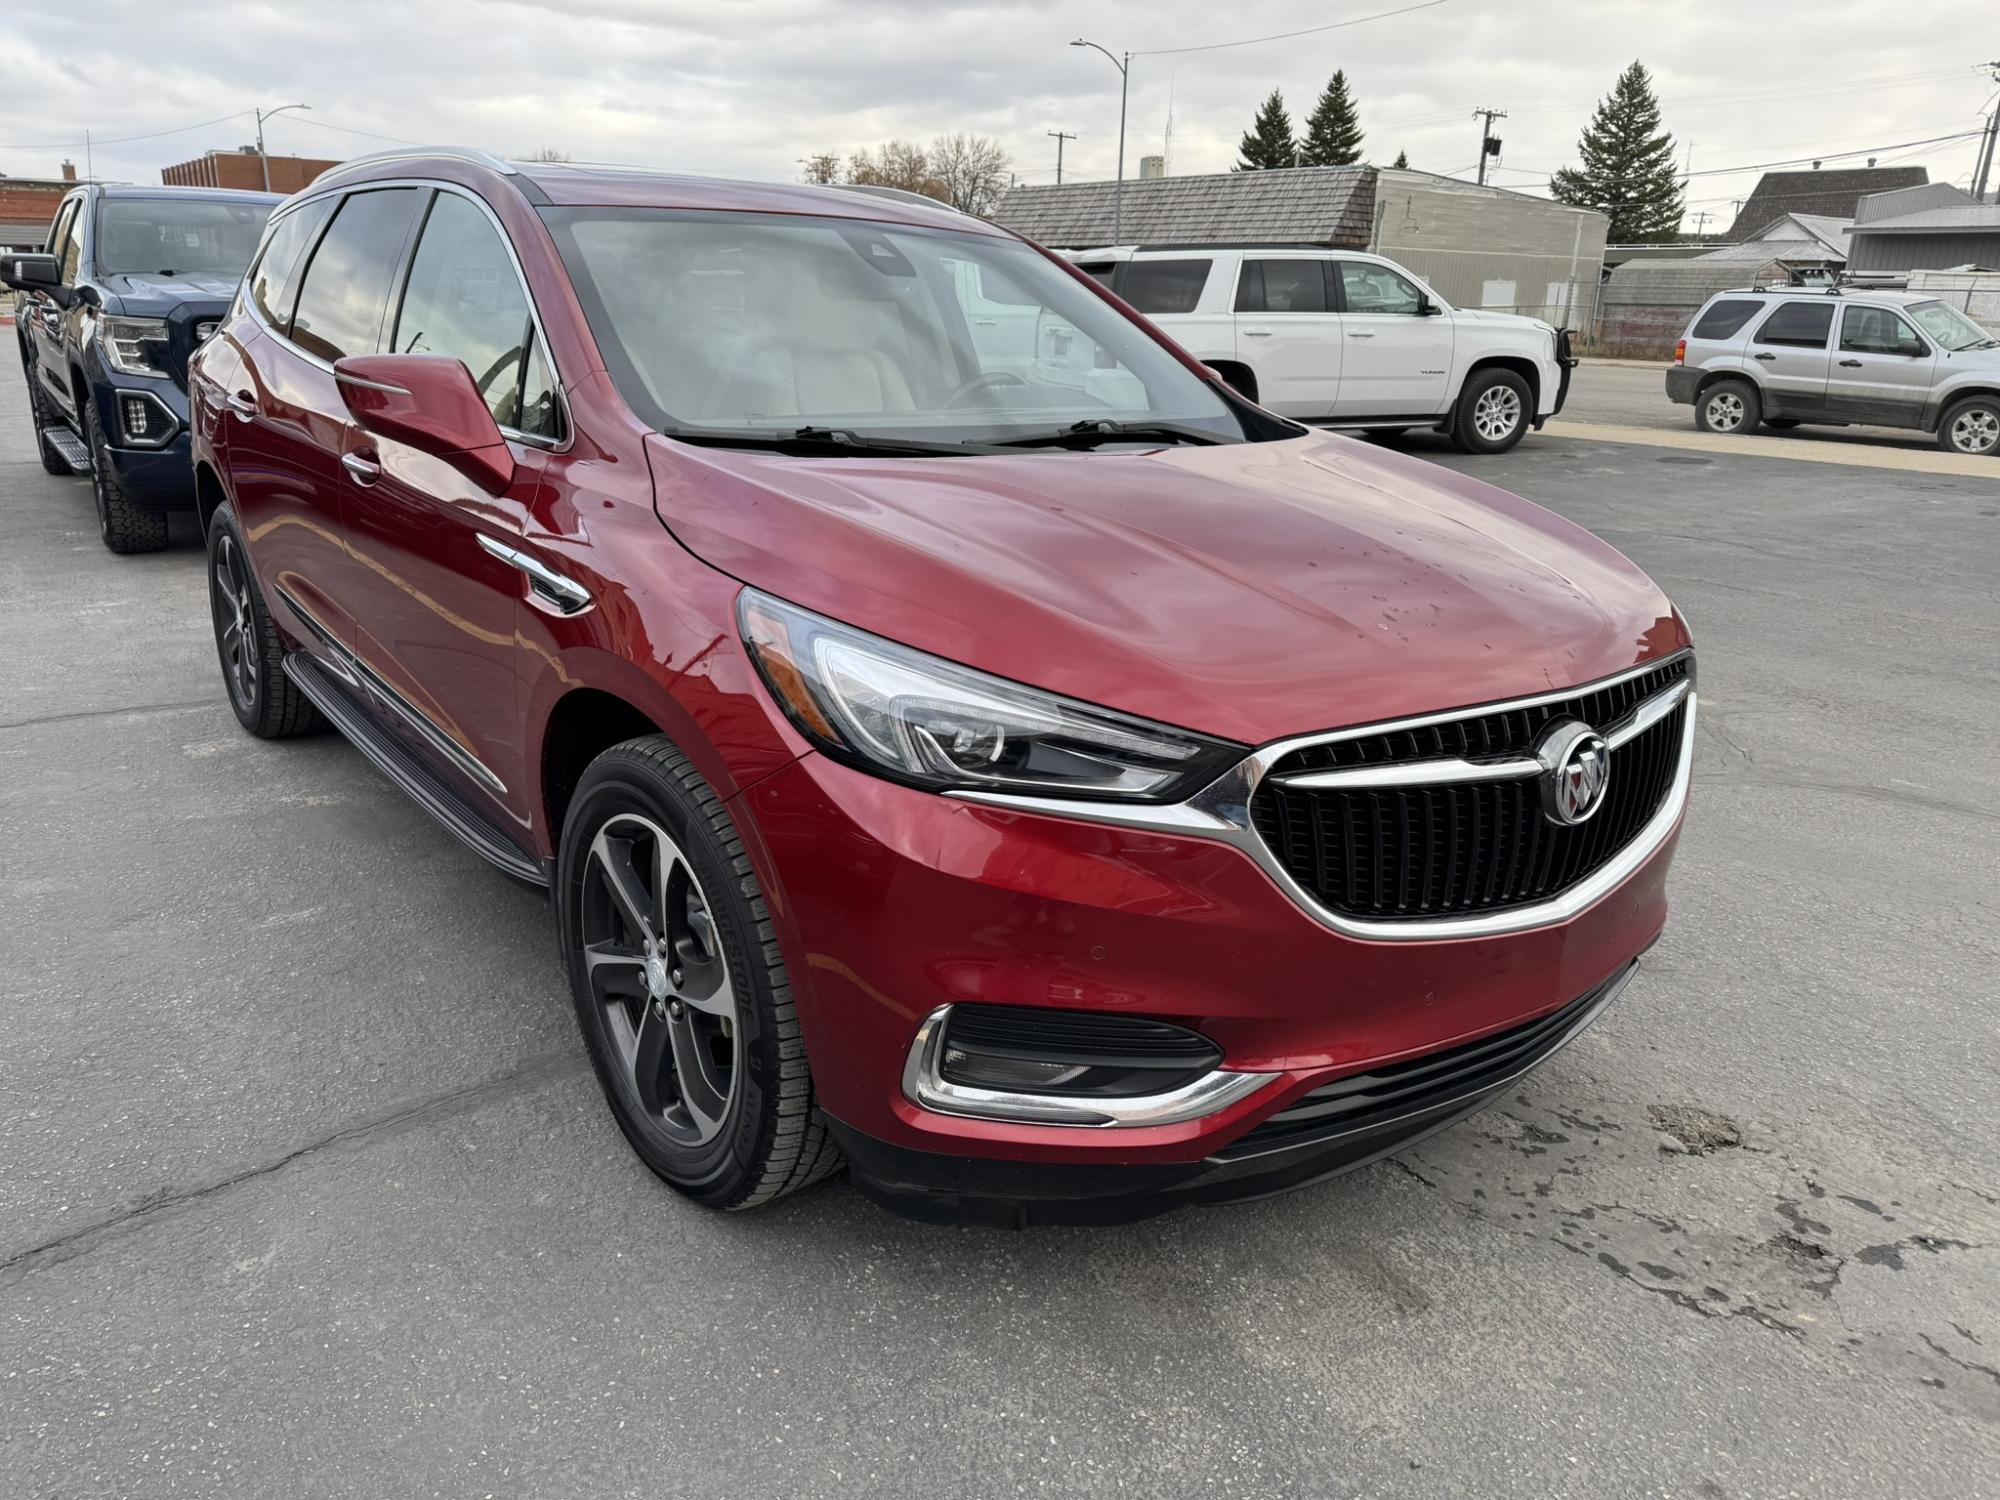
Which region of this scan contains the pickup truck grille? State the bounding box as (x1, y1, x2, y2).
(1248, 658, 1690, 922)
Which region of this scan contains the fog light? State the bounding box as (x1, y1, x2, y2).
(119, 393, 173, 446)
(942, 1047, 1087, 1091)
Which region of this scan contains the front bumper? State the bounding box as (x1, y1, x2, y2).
(1664, 366, 1699, 406)
(90, 380, 195, 509)
(740, 737, 1684, 1219)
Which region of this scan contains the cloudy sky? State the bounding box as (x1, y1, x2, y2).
(3, 0, 1993, 230)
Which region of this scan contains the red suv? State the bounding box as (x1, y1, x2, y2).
(191, 149, 1694, 1226)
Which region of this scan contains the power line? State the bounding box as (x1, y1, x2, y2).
(0, 109, 253, 152)
(1135, 0, 1454, 57)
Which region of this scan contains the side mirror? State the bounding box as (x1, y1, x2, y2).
(1416, 294, 1442, 317)
(0, 252, 65, 300)
(333, 353, 515, 494)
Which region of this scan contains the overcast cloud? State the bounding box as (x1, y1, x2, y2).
(3, 0, 1993, 229)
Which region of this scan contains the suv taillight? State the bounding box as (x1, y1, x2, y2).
(1674, 338, 1686, 365)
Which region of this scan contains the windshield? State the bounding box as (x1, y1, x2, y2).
(95, 197, 275, 277)
(540, 207, 1245, 446)
(1906, 300, 1997, 352)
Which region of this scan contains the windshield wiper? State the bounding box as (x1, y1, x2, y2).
(989, 419, 1227, 450)
(662, 424, 1006, 457)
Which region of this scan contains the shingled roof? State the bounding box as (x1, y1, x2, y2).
(993, 166, 1376, 250)
(1727, 166, 1928, 238)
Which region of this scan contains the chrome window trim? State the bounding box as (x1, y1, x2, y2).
(953, 653, 1696, 942)
(273, 583, 509, 797)
(242, 178, 573, 453)
(901, 1005, 1280, 1128)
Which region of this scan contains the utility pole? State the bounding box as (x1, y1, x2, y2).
(254, 103, 311, 192)
(1691, 209, 1711, 239)
(1972, 63, 2000, 202)
(1471, 107, 1507, 186)
(1047, 129, 1077, 185)
(84, 129, 92, 183)
(1070, 40, 1130, 243)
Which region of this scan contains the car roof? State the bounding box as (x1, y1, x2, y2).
(1711, 285, 1932, 307)
(1067, 244, 1363, 260)
(94, 184, 284, 205)
(310, 149, 1003, 237)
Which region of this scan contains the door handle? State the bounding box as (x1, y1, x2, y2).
(972, 318, 998, 326)
(1752, 352, 1777, 362)
(1838, 359, 1863, 368)
(340, 451, 381, 486)
(1242, 329, 1273, 338)
(1348, 331, 1376, 339)
(226, 390, 257, 422)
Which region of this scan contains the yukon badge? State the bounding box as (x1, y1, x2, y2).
(1534, 719, 1610, 826)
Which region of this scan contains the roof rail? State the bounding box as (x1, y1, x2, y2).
(318, 146, 518, 182)
(826, 182, 963, 214)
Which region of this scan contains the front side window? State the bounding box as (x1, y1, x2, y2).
(1120, 258, 1212, 315)
(1338, 261, 1425, 315)
(1237, 259, 1329, 314)
(1905, 300, 1995, 353)
(288, 188, 425, 363)
(393, 192, 558, 437)
(247, 197, 337, 330)
(1839, 305, 1926, 357)
(541, 207, 1244, 445)
(1754, 302, 1834, 349)
(1691, 299, 1761, 340)
(94, 198, 274, 277)
(45, 199, 79, 260)
(57, 201, 84, 285)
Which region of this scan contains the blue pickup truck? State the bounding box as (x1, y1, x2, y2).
(4, 183, 279, 552)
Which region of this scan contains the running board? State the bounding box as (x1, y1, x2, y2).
(43, 424, 91, 472)
(283, 652, 549, 888)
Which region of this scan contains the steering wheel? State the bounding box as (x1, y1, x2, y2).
(943, 370, 1029, 409)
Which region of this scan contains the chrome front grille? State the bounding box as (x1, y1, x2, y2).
(1248, 656, 1692, 923)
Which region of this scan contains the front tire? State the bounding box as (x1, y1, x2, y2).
(207, 502, 323, 738)
(559, 737, 840, 1211)
(1450, 368, 1531, 454)
(1938, 395, 2000, 457)
(1695, 378, 1759, 435)
(83, 399, 169, 553)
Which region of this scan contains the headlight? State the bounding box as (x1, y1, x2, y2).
(739, 589, 1241, 802)
(100, 315, 173, 379)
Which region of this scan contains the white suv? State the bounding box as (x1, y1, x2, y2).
(1666, 286, 2000, 456)
(1068, 246, 1576, 453)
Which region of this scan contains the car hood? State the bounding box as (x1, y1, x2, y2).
(646, 430, 1686, 746)
(99, 270, 241, 316)
(1451, 308, 1554, 335)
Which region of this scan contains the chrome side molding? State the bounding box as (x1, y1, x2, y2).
(477, 534, 593, 616)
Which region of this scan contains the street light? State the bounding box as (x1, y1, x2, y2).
(1069, 39, 1129, 245)
(254, 103, 311, 192)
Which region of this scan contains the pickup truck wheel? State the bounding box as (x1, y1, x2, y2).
(1450, 369, 1531, 454)
(206, 503, 323, 738)
(83, 401, 170, 553)
(1938, 396, 2000, 457)
(559, 737, 841, 1211)
(23, 357, 72, 476)
(1695, 378, 1759, 435)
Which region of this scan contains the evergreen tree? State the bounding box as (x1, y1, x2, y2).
(1235, 90, 1298, 171)
(1299, 71, 1365, 166)
(1392, 149, 1409, 169)
(1549, 61, 1685, 243)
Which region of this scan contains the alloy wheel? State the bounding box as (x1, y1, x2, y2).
(1471, 384, 1522, 442)
(1705, 391, 1745, 432)
(211, 532, 259, 711)
(579, 812, 740, 1146)
(1949, 407, 1998, 456)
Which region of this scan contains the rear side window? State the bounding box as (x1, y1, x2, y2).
(1072, 261, 1119, 288)
(1236, 259, 1329, 314)
(1754, 302, 1834, 349)
(1119, 258, 1211, 314)
(1690, 299, 1761, 340)
(288, 188, 425, 362)
(247, 197, 335, 331)
(391, 191, 560, 437)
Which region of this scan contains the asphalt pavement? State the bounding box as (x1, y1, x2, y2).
(3, 351, 1997, 1499)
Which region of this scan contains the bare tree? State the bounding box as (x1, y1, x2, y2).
(799, 152, 842, 185)
(522, 147, 571, 163)
(847, 139, 947, 202)
(929, 133, 1011, 216)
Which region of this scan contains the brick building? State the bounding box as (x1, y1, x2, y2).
(161, 147, 340, 195)
(0, 161, 80, 251)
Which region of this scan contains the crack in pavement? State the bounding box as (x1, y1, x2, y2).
(1920, 1333, 2000, 1389)
(0, 697, 218, 732)
(0, 1052, 587, 1286)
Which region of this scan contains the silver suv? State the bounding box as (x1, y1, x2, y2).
(1664, 287, 2000, 456)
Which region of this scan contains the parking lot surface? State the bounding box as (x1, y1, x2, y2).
(3, 353, 1997, 1498)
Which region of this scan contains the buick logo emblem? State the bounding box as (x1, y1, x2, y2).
(1533, 719, 1610, 826)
